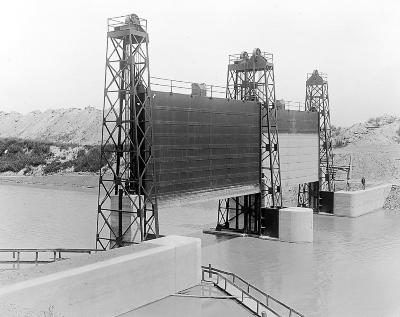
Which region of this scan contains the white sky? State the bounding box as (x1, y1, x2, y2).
(0, 0, 399, 126)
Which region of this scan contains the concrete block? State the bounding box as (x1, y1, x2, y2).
(279, 207, 313, 243)
(145, 235, 202, 292)
(334, 184, 392, 217)
(0, 235, 201, 317)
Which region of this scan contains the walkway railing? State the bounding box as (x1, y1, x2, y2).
(150, 76, 226, 98)
(283, 100, 305, 111)
(202, 264, 305, 317)
(0, 248, 101, 266)
(150, 76, 310, 113)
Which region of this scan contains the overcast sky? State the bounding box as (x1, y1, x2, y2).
(0, 0, 399, 126)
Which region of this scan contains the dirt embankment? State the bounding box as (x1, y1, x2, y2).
(0, 107, 102, 145)
(332, 115, 400, 147)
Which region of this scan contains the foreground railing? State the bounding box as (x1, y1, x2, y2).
(202, 265, 305, 317)
(0, 248, 101, 266)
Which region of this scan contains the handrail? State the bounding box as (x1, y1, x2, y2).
(150, 76, 226, 99)
(0, 248, 100, 253)
(0, 248, 103, 266)
(203, 265, 290, 309)
(282, 100, 305, 112)
(201, 265, 305, 317)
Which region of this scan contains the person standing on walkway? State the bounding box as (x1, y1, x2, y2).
(361, 176, 366, 190)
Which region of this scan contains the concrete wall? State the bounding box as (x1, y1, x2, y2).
(0, 235, 201, 317)
(279, 207, 313, 243)
(334, 184, 392, 217)
(279, 133, 319, 187)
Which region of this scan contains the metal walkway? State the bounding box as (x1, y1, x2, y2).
(202, 265, 305, 317)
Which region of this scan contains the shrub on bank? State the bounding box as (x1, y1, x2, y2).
(0, 139, 51, 172)
(43, 160, 73, 174)
(73, 147, 103, 173)
(0, 138, 115, 174)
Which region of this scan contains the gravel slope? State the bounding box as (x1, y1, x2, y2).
(0, 107, 102, 145)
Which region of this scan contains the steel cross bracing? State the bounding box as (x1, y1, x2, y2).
(227, 51, 282, 206)
(96, 14, 159, 250)
(298, 71, 334, 211)
(297, 181, 319, 210)
(305, 70, 334, 192)
(217, 196, 261, 233)
(297, 183, 309, 207)
(217, 50, 282, 235)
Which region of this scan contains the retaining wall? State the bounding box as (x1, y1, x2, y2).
(0, 235, 201, 317)
(334, 184, 392, 217)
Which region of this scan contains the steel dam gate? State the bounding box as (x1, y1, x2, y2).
(96, 14, 322, 249)
(151, 91, 260, 203)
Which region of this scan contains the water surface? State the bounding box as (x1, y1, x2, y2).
(1, 184, 400, 316)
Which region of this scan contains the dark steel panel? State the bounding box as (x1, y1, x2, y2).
(151, 91, 260, 201)
(261, 208, 279, 238)
(277, 110, 319, 134)
(320, 191, 334, 214)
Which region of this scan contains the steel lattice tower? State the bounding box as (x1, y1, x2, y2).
(217, 49, 282, 234)
(305, 70, 334, 192)
(96, 14, 159, 249)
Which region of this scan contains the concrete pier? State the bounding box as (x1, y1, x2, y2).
(279, 207, 313, 242)
(0, 235, 201, 317)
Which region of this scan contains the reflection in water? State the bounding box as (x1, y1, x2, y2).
(1, 184, 400, 316)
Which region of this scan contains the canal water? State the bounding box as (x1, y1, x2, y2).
(1, 184, 400, 316)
